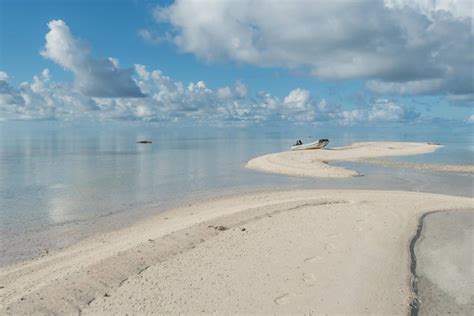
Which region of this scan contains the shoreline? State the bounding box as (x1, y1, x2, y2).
(0, 183, 306, 268)
(5, 166, 473, 269)
(408, 210, 429, 316)
(1, 189, 472, 314)
(4, 141, 472, 268)
(407, 210, 474, 316)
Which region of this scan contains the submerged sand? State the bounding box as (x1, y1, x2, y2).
(246, 142, 445, 178)
(414, 210, 474, 315)
(363, 158, 474, 174)
(1, 190, 472, 315)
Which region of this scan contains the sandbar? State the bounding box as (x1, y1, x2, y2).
(1, 190, 472, 315)
(246, 142, 444, 178)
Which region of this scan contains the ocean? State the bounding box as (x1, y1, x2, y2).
(1, 122, 472, 265)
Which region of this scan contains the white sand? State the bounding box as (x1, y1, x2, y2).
(1, 190, 472, 315)
(246, 142, 443, 178)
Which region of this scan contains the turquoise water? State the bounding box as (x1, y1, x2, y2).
(1, 122, 472, 265)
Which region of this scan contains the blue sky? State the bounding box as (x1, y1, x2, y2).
(0, 0, 472, 125)
(1, 0, 361, 99)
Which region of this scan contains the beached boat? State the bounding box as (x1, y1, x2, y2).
(291, 138, 329, 151)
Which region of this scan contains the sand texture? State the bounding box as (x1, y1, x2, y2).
(1, 190, 472, 315)
(246, 142, 443, 178)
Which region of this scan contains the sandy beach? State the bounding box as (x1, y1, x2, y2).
(246, 142, 452, 178)
(1, 189, 472, 315)
(3, 0, 473, 314)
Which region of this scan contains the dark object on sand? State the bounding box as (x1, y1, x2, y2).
(208, 225, 228, 231)
(136, 140, 152, 144)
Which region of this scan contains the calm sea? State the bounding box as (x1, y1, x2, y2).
(1, 122, 472, 265)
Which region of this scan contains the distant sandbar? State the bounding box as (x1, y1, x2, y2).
(246, 142, 444, 178)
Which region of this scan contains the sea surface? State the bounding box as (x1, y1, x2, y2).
(1, 122, 472, 266)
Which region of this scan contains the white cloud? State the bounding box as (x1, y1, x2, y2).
(366, 79, 444, 95)
(235, 81, 248, 98)
(340, 99, 421, 125)
(216, 86, 232, 99)
(0, 67, 427, 126)
(5, 13, 465, 126)
(138, 29, 169, 45)
(0, 71, 9, 81)
(0, 69, 99, 121)
(384, 0, 473, 19)
(279, 88, 315, 122)
(152, 0, 473, 102)
(284, 89, 311, 111)
(41, 20, 144, 98)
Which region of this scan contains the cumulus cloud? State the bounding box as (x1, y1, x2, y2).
(0, 70, 99, 120)
(235, 81, 248, 98)
(41, 20, 144, 98)
(5, 14, 467, 125)
(151, 0, 473, 102)
(340, 99, 421, 125)
(284, 89, 311, 111)
(0, 71, 8, 81)
(2, 65, 420, 125)
(0, 19, 430, 125)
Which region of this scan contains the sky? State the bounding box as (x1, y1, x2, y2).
(0, 0, 473, 127)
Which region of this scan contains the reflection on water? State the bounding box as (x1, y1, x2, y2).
(0, 122, 472, 265)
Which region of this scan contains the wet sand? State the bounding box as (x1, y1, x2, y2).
(412, 210, 474, 315)
(1, 190, 472, 315)
(246, 142, 443, 178)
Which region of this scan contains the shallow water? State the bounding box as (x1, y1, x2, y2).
(0, 122, 472, 265)
(414, 210, 474, 315)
